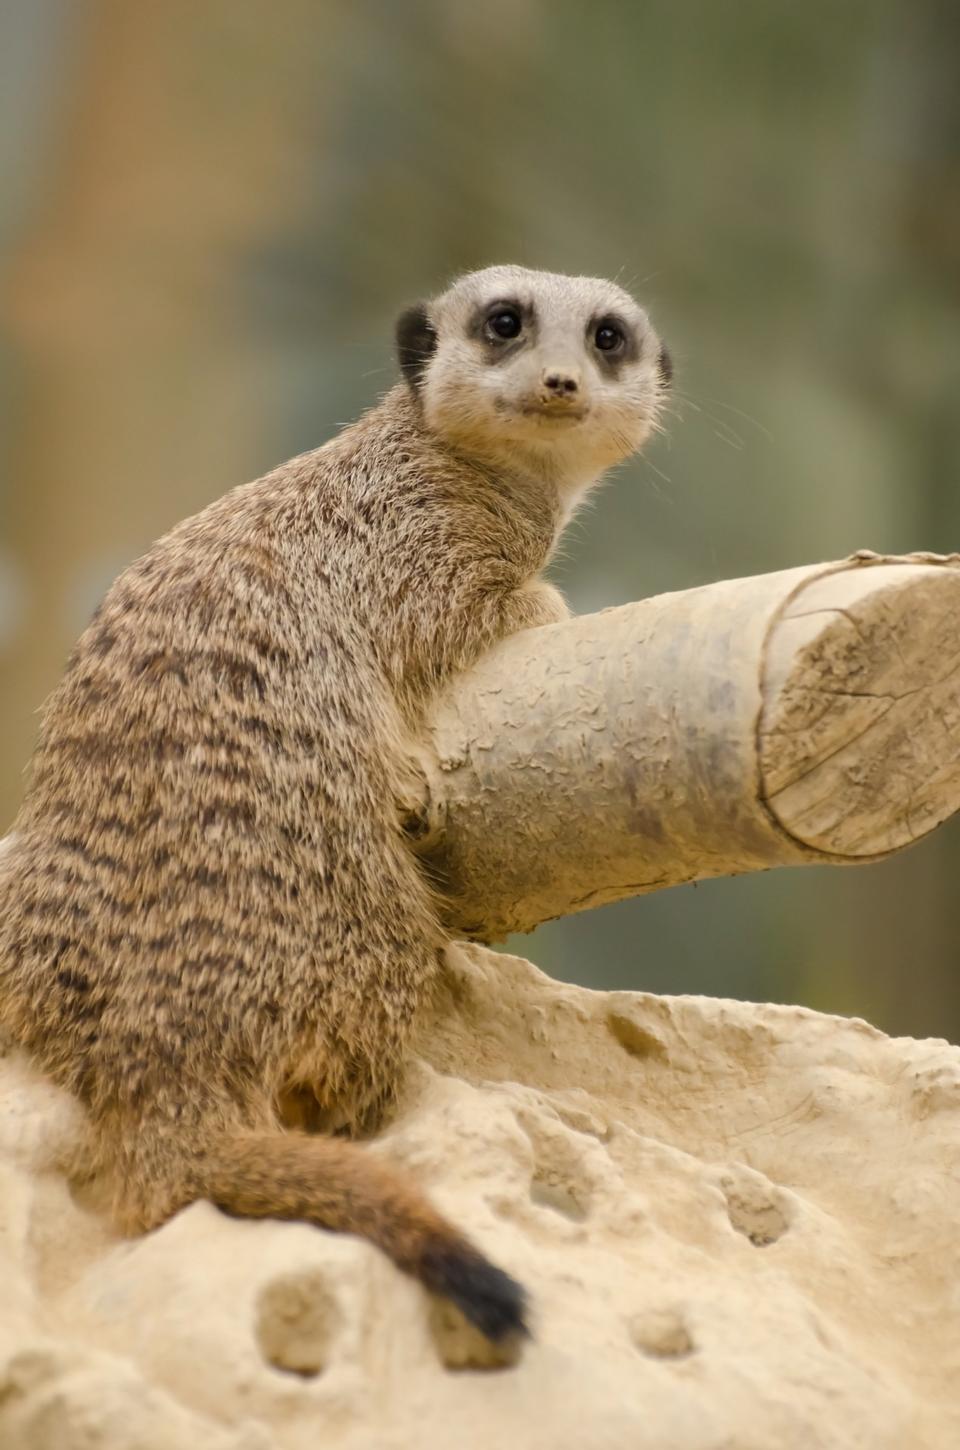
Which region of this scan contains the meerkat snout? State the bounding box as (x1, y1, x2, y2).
(542, 369, 580, 395)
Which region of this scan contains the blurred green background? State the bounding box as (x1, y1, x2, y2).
(1, 1, 958, 1040)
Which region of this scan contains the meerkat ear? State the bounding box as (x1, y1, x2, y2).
(657, 342, 673, 387)
(396, 303, 437, 391)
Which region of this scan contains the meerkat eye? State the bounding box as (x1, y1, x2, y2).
(594, 320, 625, 353)
(486, 307, 523, 341)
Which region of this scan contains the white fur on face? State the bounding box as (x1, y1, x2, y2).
(419, 265, 666, 502)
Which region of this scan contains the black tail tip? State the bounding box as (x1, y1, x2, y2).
(420, 1240, 530, 1343)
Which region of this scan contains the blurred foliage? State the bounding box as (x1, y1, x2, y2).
(1, 0, 958, 1040)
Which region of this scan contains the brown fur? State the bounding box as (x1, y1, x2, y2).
(0, 267, 667, 1339)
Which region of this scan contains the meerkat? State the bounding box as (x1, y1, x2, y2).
(0, 265, 670, 1341)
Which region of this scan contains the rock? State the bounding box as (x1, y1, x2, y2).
(0, 943, 957, 1449)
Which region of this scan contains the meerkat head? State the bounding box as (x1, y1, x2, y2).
(396, 264, 671, 498)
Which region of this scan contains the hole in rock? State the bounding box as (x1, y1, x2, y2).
(429, 1298, 526, 1373)
(530, 1172, 588, 1222)
(722, 1176, 789, 1247)
(255, 1270, 339, 1377)
(551, 1102, 610, 1142)
(514, 1108, 594, 1223)
(629, 1307, 696, 1359)
(606, 1012, 668, 1061)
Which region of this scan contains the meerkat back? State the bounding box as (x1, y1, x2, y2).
(0, 264, 670, 1342)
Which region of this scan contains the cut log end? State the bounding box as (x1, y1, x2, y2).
(759, 563, 960, 858)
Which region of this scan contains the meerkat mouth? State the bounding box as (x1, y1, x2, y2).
(517, 401, 588, 424)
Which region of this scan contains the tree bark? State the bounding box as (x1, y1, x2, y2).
(415, 552, 960, 941)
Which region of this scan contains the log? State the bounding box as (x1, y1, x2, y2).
(416, 552, 960, 940)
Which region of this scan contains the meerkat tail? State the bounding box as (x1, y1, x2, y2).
(201, 1129, 528, 1342)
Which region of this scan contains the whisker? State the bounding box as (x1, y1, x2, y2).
(641, 454, 673, 489)
(695, 394, 774, 442)
(669, 386, 773, 452)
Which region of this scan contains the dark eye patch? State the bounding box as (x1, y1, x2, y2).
(588, 312, 637, 369)
(468, 297, 535, 360)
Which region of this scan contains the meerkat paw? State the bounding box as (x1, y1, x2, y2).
(519, 578, 571, 628)
(393, 760, 434, 846)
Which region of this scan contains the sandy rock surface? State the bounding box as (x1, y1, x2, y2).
(1, 942, 958, 1449)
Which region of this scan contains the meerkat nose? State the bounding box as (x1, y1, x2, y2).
(542, 369, 580, 395)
